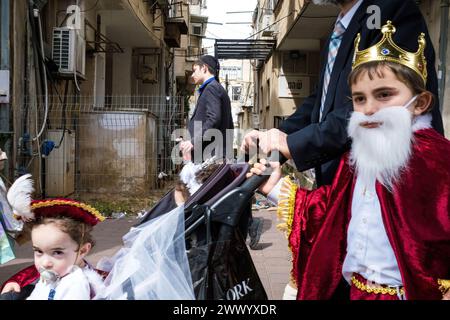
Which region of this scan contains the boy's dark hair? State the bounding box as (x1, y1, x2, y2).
(193, 55, 220, 80)
(348, 60, 434, 110)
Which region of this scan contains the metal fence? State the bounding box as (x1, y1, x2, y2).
(18, 95, 185, 199)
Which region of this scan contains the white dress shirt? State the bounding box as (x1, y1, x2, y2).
(342, 176, 403, 286)
(27, 265, 104, 300)
(339, 0, 363, 29)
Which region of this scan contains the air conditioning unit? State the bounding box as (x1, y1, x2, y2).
(262, 15, 275, 37)
(52, 27, 86, 78)
(262, 15, 272, 29)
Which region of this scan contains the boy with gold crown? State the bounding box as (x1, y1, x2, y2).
(0, 175, 106, 300)
(249, 21, 450, 300)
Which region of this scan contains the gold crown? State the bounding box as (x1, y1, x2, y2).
(352, 21, 427, 84)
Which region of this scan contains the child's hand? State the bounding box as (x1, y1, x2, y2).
(1, 282, 20, 294)
(443, 290, 450, 300)
(246, 158, 282, 195)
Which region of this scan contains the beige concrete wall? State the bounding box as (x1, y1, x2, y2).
(174, 35, 189, 78)
(112, 47, 133, 96)
(257, 55, 276, 128)
(274, 0, 305, 48)
(257, 50, 319, 129)
(123, 0, 163, 43)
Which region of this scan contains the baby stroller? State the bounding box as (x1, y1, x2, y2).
(138, 154, 283, 300)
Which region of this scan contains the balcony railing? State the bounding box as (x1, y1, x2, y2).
(168, 1, 185, 19)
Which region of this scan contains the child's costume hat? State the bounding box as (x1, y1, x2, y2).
(31, 199, 105, 226)
(352, 21, 427, 84)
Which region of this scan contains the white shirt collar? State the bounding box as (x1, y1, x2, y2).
(338, 0, 363, 29)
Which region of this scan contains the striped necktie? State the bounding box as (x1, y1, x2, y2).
(319, 20, 346, 121)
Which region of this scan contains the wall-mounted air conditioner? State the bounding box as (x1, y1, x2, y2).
(261, 15, 275, 37)
(52, 27, 86, 78)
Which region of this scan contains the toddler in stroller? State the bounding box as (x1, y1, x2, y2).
(0, 175, 105, 300)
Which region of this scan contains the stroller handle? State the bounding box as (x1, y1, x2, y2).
(240, 150, 288, 193)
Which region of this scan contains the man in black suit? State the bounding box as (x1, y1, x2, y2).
(180, 55, 234, 163)
(241, 0, 444, 187)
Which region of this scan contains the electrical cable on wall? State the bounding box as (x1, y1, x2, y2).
(33, 8, 49, 143)
(73, 0, 81, 92)
(25, 2, 69, 194)
(81, 0, 100, 13)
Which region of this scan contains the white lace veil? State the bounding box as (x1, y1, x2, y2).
(93, 205, 194, 300)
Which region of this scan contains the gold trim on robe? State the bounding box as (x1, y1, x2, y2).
(276, 176, 298, 240)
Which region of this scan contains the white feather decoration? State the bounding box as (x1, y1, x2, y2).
(7, 174, 35, 219)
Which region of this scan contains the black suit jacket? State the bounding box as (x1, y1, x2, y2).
(188, 79, 234, 161)
(279, 0, 444, 186)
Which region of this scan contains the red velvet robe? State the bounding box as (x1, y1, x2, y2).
(289, 128, 450, 300)
(1, 265, 39, 291)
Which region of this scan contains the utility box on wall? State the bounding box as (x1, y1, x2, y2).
(45, 130, 76, 197)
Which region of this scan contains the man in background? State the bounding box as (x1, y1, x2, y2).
(180, 55, 234, 163)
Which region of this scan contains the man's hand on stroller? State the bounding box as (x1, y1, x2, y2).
(179, 140, 193, 161)
(240, 130, 260, 153)
(1, 282, 20, 294)
(246, 158, 282, 195)
(241, 129, 292, 160)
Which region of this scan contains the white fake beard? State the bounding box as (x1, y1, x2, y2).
(348, 107, 413, 191)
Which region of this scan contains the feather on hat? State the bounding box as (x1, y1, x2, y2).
(7, 174, 34, 220)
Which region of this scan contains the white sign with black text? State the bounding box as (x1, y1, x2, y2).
(278, 75, 310, 98)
